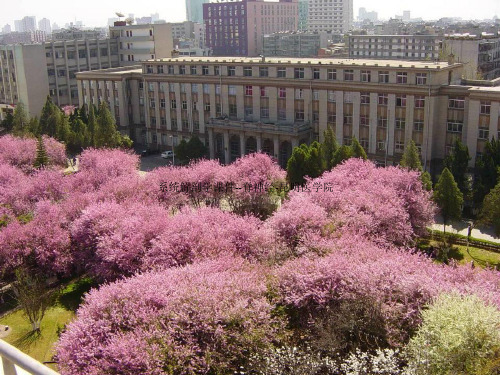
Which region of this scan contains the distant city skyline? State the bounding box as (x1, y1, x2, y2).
(0, 0, 498, 30)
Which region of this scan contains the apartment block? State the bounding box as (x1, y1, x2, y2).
(0, 38, 119, 116)
(443, 35, 500, 80)
(109, 23, 173, 65)
(186, 0, 210, 24)
(203, 0, 299, 57)
(307, 0, 353, 34)
(263, 32, 328, 57)
(74, 56, 500, 174)
(348, 35, 440, 60)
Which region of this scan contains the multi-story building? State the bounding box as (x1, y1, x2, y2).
(263, 32, 328, 57)
(2, 24, 12, 34)
(0, 30, 46, 45)
(109, 22, 173, 65)
(75, 56, 500, 173)
(186, 0, 209, 24)
(298, 0, 309, 31)
(52, 28, 106, 41)
(348, 35, 441, 60)
(307, 0, 353, 34)
(443, 35, 500, 80)
(14, 16, 36, 33)
(0, 38, 119, 116)
(38, 18, 52, 35)
(203, 0, 299, 57)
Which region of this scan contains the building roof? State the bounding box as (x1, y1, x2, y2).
(76, 66, 141, 78)
(155, 56, 460, 70)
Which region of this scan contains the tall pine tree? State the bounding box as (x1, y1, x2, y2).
(95, 102, 120, 148)
(351, 136, 367, 160)
(434, 167, 464, 234)
(33, 136, 49, 169)
(400, 140, 432, 191)
(444, 138, 471, 197)
(321, 125, 338, 170)
(12, 102, 30, 136)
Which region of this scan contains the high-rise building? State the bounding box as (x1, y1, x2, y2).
(109, 23, 173, 65)
(308, 0, 353, 34)
(299, 0, 309, 31)
(14, 16, 37, 32)
(1, 24, 11, 34)
(186, 0, 209, 24)
(348, 35, 440, 60)
(204, 0, 299, 57)
(403, 11, 411, 22)
(38, 18, 52, 34)
(358, 7, 377, 22)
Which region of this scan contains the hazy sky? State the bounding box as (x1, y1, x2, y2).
(1, 0, 499, 29)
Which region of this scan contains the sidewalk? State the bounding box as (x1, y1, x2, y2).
(431, 215, 500, 244)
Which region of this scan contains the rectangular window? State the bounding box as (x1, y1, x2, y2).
(327, 68, 337, 80)
(447, 121, 463, 133)
(243, 67, 252, 76)
(416, 73, 427, 85)
(312, 90, 319, 100)
(160, 98, 166, 108)
(328, 113, 336, 124)
(395, 141, 405, 153)
(261, 107, 269, 119)
(203, 84, 209, 94)
(157, 65, 164, 74)
(378, 94, 388, 106)
(260, 86, 268, 97)
(414, 121, 424, 131)
(229, 104, 237, 117)
(215, 85, 221, 95)
(228, 66, 236, 76)
(360, 138, 369, 149)
(146, 65, 154, 74)
(228, 85, 236, 96)
(378, 117, 388, 128)
(295, 110, 305, 121)
(260, 67, 269, 77)
(396, 72, 408, 84)
(395, 118, 406, 129)
(448, 97, 465, 109)
(278, 108, 286, 120)
(344, 69, 354, 81)
(478, 128, 490, 140)
(361, 70, 371, 82)
(202, 65, 209, 75)
(344, 115, 353, 125)
(168, 65, 174, 74)
(294, 68, 304, 79)
(150, 98, 156, 108)
(361, 92, 370, 104)
(204, 103, 211, 112)
(396, 95, 407, 107)
(180, 83, 186, 93)
(295, 89, 303, 99)
(377, 141, 386, 151)
(171, 99, 177, 109)
(191, 84, 198, 93)
(179, 65, 186, 75)
(191, 65, 197, 75)
(245, 85, 253, 96)
(313, 68, 320, 79)
(279, 88, 286, 98)
(327, 90, 336, 102)
(182, 101, 188, 110)
(277, 67, 287, 78)
(360, 115, 370, 126)
(214, 66, 220, 75)
(480, 101, 491, 115)
(378, 71, 389, 83)
(415, 96, 425, 108)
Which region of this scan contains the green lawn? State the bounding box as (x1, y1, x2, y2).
(0, 277, 95, 369)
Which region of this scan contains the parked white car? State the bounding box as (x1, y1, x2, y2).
(161, 151, 175, 159)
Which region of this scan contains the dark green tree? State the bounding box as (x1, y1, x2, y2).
(400, 140, 433, 191)
(12, 102, 30, 136)
(350, 136, 367, 160)
(444, 138, 471, 197)
(1, 112, 14, 131)
(28, 116, 40, 135)
(332, 145, 353, 167)
(79, 105, 88, 124)
(474, 137, 500, 205)
(33, 136, 49, 169)
(185, 136, 208, 161)
(67, 116, 91, 152)
(434, 167, 464, 234)
(174, 139, 190, 164)
(287, 144, 311, 186)
(38, 96, 59, 137)
(307, 141, 324, 178)
(321, 125, 338, 170)
(95, 102, 120, 148)
(479, 175, 500, 237)
(87, 104, 99, 146)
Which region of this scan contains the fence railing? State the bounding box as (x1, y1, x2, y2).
(0, 339, 59, 375)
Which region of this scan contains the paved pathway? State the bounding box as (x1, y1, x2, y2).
(431, 215, 500, 243)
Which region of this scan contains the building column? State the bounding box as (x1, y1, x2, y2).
(208, 128, 214, 159)
(224, 131, 230, 165)
(256, 134, 262, 152)
(273, 137, 280, 159)
(240, 133, 246, 157)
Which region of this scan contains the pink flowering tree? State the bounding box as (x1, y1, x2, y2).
(56, 258, 286, 375)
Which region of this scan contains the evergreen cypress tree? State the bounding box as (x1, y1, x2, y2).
(87, 104, 99, 147)
(400, 140, 432, 191)
(12, 102, 30, 136)
(332, 145, 353, 167)
(95, 102, 120, 148)
(287, 144, 310, 186)
(321, 125, 338, 170)
(444, 138, 471, 197)
(33, 136, 50, 169)
(39, 96, 59, 137)
(434, 167, 464, 234)
(350, 136, 367, 160)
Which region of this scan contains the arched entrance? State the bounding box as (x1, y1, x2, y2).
(279, 141, 292, 169)
(245, 137, 257, 155)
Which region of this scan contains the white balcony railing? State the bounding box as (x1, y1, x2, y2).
(0, 340, 59, 375)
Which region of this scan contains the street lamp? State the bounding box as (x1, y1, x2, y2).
(169, 135, 175, 166)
